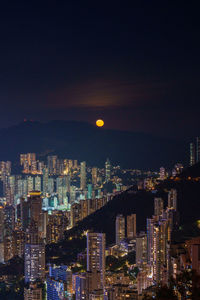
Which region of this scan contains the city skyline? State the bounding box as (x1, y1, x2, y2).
(0, 1, 200, 299)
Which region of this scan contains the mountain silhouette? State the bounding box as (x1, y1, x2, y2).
(0, 120, 188, 169)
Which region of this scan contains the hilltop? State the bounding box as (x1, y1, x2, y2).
(0, 120, 187, 169)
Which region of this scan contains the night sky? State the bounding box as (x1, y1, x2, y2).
(0, 1, 200, 138)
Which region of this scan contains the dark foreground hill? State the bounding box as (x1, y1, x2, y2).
(46, 163, 200, 264)
(0, 120, 187, 169)
(46, 188, 155, 264)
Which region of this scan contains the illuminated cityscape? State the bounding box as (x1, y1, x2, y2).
(0, 148, 199, 299)
(0, 1, 200, 299)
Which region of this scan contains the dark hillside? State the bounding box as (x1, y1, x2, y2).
(0, 120, 187, 169)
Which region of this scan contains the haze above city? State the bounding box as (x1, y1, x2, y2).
(0, 1, 199, 138)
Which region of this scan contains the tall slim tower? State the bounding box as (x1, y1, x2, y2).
(35, 176, 42, 192)
(115, 214, 125, 244)
(147, 217, 155, 266)
(105, 158, 111, 182)
(48, 155, 58, 175)
(80, 161, 86, 190)
(127, 214, 137, 239)
(168, 189, 177, 211)
(154, 198, 164, 217)
(190, 142, 196, 166)
(24, 223, 45, 283)
(56, 176, 68, 206)
(87, 232, 105, 289)
(24, 192, 45, 283)
(136, 233, 147, 265)
(42, 167, 49, 195)
(92, 167, 97, 186)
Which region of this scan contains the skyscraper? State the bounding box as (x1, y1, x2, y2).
(35, 176, 42, 191)
(24, 284, 42, 300)
(24, 242, 45, 283)
(75, 274, 86, 300)
(0, 161, 11, 176)
(147, 217, 155, 266)
(136, 233, 147, 265)
(56, 176, 68, 206)
(127, 214, 136, 239)
(92, 167, 98, 186)
(147, 215, 170, 284)
(190, 142, 195, 166)
(115, 214, 125, 244)
(20, 153, 36, 173)
(159, 167, 166, 180)
(27, 176, 34, 193)
(27, 192, 42, 226)
(105, 158, 111, 182)
(87, 232, 106, 289)
(43, 167, 49, 195)
(47, 265, 72, 300)
(24, 192, 45, 283)
(48, 155, 58, 175)
(168, 189, 177, 211)
(87, 184, 93, 200)
(154, 198, 164, 217)
(80, 161, 86, 190)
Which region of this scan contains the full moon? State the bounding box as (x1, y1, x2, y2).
(96, 119, 104, 127)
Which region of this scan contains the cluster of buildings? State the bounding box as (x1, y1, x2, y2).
(0, 155, 129, 209)
(1, 152, 199, 299)
(24, 189, 200, 299)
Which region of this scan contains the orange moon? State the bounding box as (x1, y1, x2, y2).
(96, 119, 104, 127)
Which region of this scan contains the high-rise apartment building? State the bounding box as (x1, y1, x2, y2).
(136, 233, 147, 265)
(189, 137, 200, 166)
(48, 155, 58, 175)
(105, 158, 111, 182)
(27, 192, 42, 225)
(24, 233, 45, 283)
(43, 168, 49, 195)
(147, 216, 170, 284)
(20, 153, 36, 173)
(56, 176, 68, 206)
(87, 232, 106, 289)
(24, 284, 42, 300)
(5, 175, 15, 205)
(115, 214, 125, 244)
(0, 161, 11, 177)
(47, 265, 72, 300)
(47, 211, 68, 244)
(190, 142, 196, 166)
(127, 214, 136, 239)
(27, 176, 34, 193)
(75, 274, 86, 300)
(24, 192, 45, 283)
(80, 161, 86, 190)
(35, 176, 42, 191)
(92, 167, 98, 186)
(159, 167, 166, 180)
(4, 205, 15, 235)
(147, 217, 155, 266)
(154, 198, 164, 216)
(168, 189, 177, 211)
